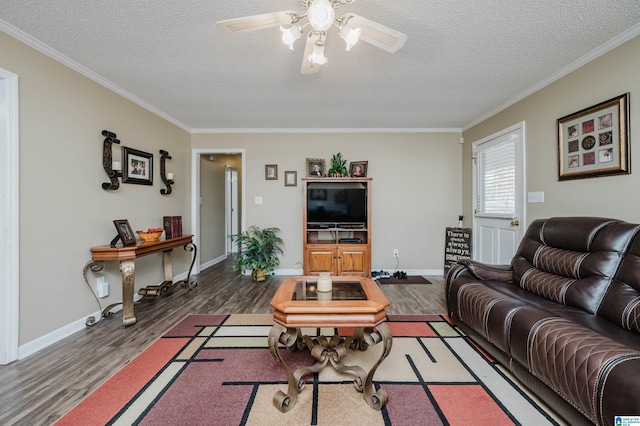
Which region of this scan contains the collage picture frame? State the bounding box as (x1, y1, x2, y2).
(557, 93, 630, 181)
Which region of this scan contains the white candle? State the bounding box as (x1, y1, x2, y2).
(112, 161, 121, 171)
(166, 172, 174, 180)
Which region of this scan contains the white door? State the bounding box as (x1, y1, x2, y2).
(473, 122, 526, 265)
(225, 166, 239, 254)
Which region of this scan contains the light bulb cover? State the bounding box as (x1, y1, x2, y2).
(340, 25, 361, 51)
(308, 41, 328, 65)
(280, 25, 302, 50)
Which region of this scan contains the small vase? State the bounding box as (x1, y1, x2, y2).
(317, 272, 332, 292)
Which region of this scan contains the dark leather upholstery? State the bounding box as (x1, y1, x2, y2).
(446, 217, 640, 426)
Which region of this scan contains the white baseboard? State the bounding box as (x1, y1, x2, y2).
(200, 254, 227, 271)
(274, 268, 444, 276)
(18, 273, 189, 361)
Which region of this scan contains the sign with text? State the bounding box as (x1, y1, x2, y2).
(444, 227, 472, 274)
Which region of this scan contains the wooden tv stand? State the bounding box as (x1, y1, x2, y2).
(302, 177, 372, 277)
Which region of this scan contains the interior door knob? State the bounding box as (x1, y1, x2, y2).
(511, 220, 520, 226)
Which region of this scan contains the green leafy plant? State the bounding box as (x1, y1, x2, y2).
(230, 226, 284, 282)
(328, 152, 348, 176)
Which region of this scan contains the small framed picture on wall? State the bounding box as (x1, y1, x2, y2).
(265, 164, 278, 180)
(284, 171, 297, 186)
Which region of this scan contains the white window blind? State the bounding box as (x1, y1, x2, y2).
(476, 139, 516, 217)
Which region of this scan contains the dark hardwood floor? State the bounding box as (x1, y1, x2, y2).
(0, 257, 447, 425)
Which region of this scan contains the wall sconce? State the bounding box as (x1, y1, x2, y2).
(160, 149, 174, 195)
(101, 130, 122, 190)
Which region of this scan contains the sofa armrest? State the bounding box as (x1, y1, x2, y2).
(456, 259, 514, 283)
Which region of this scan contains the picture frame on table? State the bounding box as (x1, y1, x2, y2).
(122, 147, 153, 185)
(349, 161, 368, 177)
(113, 219, 136, 246)
(265, 164, 278, 180)
(284, 171, 297, 186)
(557, 93, 630, 181)
(306, 158, 325, 177)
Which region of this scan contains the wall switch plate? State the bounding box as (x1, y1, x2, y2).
(527, 192, 544, 203)
(254, 196, 263, 204)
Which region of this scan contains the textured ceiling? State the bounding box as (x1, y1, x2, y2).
(1, 1, 639, 132)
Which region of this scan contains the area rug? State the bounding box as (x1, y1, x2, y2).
(377, 276, 432, 285)
(55, 314, 561, 426)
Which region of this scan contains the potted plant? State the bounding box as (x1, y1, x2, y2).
(327, 152, 348, 177)
(230, 226, 284, 282)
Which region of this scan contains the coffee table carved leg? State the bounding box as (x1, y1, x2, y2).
(360, 323, 393, 409)
(268, 324, 309, 412)
(269, 322, 393, 412)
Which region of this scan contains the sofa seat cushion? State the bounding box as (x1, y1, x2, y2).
(452, 282, 524, 353)
(528, 317, 640, 425)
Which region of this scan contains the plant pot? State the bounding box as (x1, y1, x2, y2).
(252, 268, 266, 282)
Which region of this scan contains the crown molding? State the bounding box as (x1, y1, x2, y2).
(0, 19, 192, 133)
(463, 23, 640, 131)
(191, 127, 462, 134)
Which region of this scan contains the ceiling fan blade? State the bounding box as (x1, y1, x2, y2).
(216, 11, 297, 34)
(346, 14, 407, 53)
(301, 32, 321, 74)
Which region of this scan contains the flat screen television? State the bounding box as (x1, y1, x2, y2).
(307, 182, 367, 227)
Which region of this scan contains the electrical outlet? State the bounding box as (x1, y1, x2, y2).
(393, 249, 399, 257)
(97, 277, 109, 298)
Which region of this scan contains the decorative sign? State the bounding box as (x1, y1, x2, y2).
(444, 227, 472, 274)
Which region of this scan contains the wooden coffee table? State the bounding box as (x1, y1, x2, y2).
(268, 276, 392, 412)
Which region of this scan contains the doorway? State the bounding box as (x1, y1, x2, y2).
(0, 68, 19, 365)
(191, 149, 245, 274)
(225, 166, 239, 254)
(472, 122, 526, 264)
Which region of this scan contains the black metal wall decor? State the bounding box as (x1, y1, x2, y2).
(160, 149, 174, 195)
(101, 130, 122, 190)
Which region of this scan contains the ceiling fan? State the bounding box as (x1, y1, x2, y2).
(216, 0, 407, 74)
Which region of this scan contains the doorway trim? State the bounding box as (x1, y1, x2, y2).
(0, 68, 20, 365)
(191, 148, 245, 274)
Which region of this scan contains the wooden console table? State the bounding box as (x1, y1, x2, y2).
(83, 235, 197, 327)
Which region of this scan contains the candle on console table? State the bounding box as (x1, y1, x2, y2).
(166, 172, 174, 180)
(112, 161, 121, 171)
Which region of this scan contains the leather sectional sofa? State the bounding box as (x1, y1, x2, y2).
(446, 217, 640, 426)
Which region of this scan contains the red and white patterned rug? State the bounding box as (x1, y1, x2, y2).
(55, 314, 561, 425)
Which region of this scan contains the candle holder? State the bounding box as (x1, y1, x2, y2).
(101, 130, 122, 190)
(159, 149, 174, 195)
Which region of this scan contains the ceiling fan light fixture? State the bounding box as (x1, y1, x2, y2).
(307, 0, 336, 32)
(339, 24, 361, 51)
(308, 41, 328, 65)
(280, 25, 302, 50)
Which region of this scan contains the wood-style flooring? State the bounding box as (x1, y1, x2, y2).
(0, 257, 447, 425)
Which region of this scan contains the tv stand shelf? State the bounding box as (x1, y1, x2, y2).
(302, 177, 372, 277)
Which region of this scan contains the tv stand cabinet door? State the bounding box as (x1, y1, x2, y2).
(305, 247, 336, 275)
(337, 247, 369, 276)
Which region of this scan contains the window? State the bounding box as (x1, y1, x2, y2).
(475, 136, 516, 217)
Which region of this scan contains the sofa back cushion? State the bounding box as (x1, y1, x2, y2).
(512, 217, 639, 314)
(599, 233, 640, 334)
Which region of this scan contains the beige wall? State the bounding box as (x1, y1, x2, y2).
(463, 35, 640, 227)
(0, 32, 191, 345)
(191, 132, 463, 272)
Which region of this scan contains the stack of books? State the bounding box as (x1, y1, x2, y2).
(163, 216, 182, 238)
